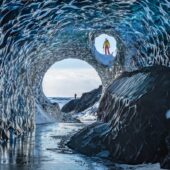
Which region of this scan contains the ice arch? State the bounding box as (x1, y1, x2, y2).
(33, 53, 113, 124)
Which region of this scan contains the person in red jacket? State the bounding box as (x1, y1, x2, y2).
(103, 38, 110, 55)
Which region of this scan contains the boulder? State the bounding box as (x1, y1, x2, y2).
(68, 66, 170, 168)
(68, 122, 110, 156)
(61, 85, 102, 113)
(61, 99, 79, 113)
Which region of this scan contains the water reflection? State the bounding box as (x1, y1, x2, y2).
(0, 132, 34, 165)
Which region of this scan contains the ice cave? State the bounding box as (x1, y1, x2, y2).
(0, 0, 170, 169)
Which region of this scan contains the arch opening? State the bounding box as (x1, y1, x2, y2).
(42, 59, 102, 108)
(92, 33, 118, 67)
(95, 33, 117, 56)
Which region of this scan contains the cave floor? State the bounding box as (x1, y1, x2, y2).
(0, 122, 160, 170)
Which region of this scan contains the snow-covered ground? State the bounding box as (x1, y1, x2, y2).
(73, 102, 99, 122)
(94, 46, 115, 67)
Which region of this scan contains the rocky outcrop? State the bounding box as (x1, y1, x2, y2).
(61, 99, 79, 113)
(68, 66, 170, 168)
(61, 86, 102, 113)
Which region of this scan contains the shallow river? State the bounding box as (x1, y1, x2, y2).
(0, 122, 160, 170)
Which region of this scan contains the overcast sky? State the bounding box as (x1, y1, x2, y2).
(42, 34, 116, 97)
(42, 59, 102, 97)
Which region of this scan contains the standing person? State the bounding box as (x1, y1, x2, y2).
(74, 93, 77, 99)
(103, 38, 110, 55)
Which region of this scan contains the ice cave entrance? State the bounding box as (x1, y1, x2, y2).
(42, 58, 102, 100)
(95, 33, 117, 56)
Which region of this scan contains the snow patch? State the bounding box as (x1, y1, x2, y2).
(74, 102, 99, 122)
(166, 110, 170, 119)
(116, 163, 161, 170)
(94, 47, 115, 67)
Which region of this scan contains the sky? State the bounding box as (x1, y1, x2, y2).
(42, 34, 116, 97)
(42, 59, 102, 97)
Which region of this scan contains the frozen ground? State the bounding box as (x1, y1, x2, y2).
(0, 122, 109, 170)
(73, 102, 99, 122)
(94, 47, 115, 67)
(0, 122, 161, 170)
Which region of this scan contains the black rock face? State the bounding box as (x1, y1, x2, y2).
(61, 85, 102, 113)
(61, 99, 79, 113)
(68, 122, 109, 156)
(68, 66, 170, 168)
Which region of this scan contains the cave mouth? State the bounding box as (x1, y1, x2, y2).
(94, 33, 117, 56)
(42, 59, 102, 108)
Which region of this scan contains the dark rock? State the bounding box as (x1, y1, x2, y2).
(61, 112, 81, 123)
(68, 66, 170, 167)
(61, 85, 102, 113)
(68, 122, 110, 156)
(61, 99, 79, 113)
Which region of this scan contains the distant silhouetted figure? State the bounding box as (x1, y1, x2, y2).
(74, 93, 77, 99)
(103, 38, 110, 55)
